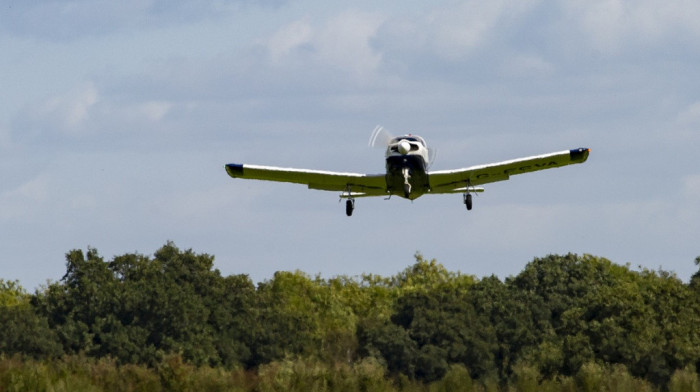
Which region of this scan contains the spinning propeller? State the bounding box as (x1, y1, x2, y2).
(368, 125, 394, 148)
(370, 125, 437, 168)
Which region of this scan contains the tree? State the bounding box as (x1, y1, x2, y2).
(34, 243, 256, 367)
(0, 280, 62, 358)
(508, 254, 700, 386)
(249, 271, 322, 365)
(469, 275, 537, 380)
(690, 256, 700, 291)
(361, 271, 497, 382)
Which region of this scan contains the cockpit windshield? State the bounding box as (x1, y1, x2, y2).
(389, 135, 426, 147)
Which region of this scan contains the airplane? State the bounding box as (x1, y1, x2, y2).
(225, 127, 590, 216)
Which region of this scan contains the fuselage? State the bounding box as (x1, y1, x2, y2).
(384, 135, 431, 199)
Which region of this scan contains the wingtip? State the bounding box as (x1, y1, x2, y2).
(225, 163, 244, 177)
(569, 148, 590, 162)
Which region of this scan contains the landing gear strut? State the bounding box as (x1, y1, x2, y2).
(346, 199, 355, 216)
(402, 167, 411, 198)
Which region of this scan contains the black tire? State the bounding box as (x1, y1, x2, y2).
(465, 193, 473, 211)
(346, 199, 354, 216)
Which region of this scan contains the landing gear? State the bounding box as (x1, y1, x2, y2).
(463, 180, 474, 211)
(464, 192, 473, 211)
(402, 167, 411, 198)
(346, 199, 355, 216)
(343, 185, 356, 216)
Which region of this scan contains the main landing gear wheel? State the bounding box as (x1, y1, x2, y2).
(464, 193, 473, 211)
(346, 199, 355, 216)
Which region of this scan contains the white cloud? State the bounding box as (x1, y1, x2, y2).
(10, 81, 183, 147)
(264, 11, 383, 80)
(315, 11, 384, 79)
(676, 101, 700, 125)
(0, 176, 50, 220)
(267, 19, 313, 63)
(377, 0, 539, 62)
(44, 82, 98, 131)
(428, 1, 509, 57)
(15, 82, 99, 140)
(563, 0, 700, 52)
(139, 101, 173, 121)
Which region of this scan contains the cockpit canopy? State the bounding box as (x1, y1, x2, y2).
(389, 135, 426, 147)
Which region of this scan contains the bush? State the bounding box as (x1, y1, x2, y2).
(669, 366, 700, 392)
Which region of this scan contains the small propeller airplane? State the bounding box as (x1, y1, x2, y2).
(225, 126, 590, 216)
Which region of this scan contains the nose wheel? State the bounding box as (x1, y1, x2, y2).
(346, 199, 355, 216)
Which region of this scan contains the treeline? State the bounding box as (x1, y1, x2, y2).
(2, 243, 700, 391)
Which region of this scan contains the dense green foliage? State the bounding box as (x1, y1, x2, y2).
(2, 243, 700, 391)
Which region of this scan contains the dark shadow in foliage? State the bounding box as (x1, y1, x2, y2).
(467, 275, 538, 381)
(357, 319, 417, 376)
(361, 284, 499, 382)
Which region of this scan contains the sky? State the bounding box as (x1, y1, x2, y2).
(2, 0, 700, 290)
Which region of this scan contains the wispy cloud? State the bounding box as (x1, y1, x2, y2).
(562, 0, 700, 53)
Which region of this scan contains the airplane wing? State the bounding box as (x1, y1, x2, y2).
(428, 148, 590, 194)
(225, 163, 387, 197)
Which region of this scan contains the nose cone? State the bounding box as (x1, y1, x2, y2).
(398, 140, 411, 155)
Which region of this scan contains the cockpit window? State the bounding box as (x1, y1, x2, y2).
(389, 135, 426, 147)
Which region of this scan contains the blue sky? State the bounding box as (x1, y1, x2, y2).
(2, 0, 700, 290)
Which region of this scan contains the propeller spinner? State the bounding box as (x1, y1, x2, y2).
(398, 140, 411, 155)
